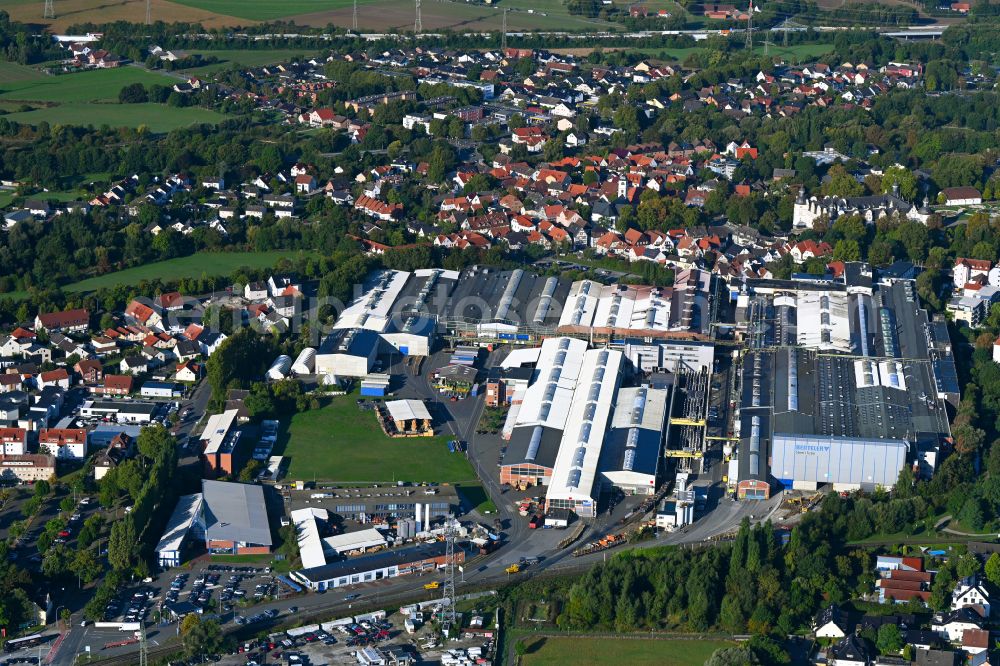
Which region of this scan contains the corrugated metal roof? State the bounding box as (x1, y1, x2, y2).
(202, 479, 272, 547)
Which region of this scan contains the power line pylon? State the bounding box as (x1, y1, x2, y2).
(501, 8, 508, 52)
(745, 0, 753, 50)
(441, 521, 458, 637)
(414, 0, 422, 34)
(352, 0, 358, 32)
(138, 622, 148, 666)
(43, 0, 55, 20)
(145, 0, 152, 26)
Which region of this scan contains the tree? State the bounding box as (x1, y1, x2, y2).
(706, 646, 760, 666)
(833, 239, 861, 262)
(985, 553, 1000, 587)
(876, 624, 903, 654)
(107, 518, 137, 572)
(182, 616, 222, 659)
(34, 480, 50, 497)
(238, 460, 262, 483)
(71, 548, 102, 585)
(118, 83, 148, 104)
(881, 166, 918, 201)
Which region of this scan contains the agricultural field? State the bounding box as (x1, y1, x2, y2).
(0, 65, 177, 103)
(10, 0, 618, 31)
(64, 250, 316, 293)
(5, 0, 242, 31)
(520, 637, 737, 666)
(278, 394, 479, 483)
(1, 102, 227, 131)
(0, 64, 226, 130)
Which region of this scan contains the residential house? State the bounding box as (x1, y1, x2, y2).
(100, 375, 134, 396)
(38, 428, 87, 460)
(0, 427, 27, 455)
(814, 603, 850, 639)
(75, 359, 103, 385)
(829, 634, 873, 666)
(952, 576, 991, 618)
(37, 369, 71, 390)
(35, 308, 90, 334)
(933, 607, 983, 642)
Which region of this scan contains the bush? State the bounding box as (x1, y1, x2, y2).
(118, 83, 148, 104)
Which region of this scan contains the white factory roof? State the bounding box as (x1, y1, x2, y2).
(610, 387, 669, 431)
(334, 269, 411, 332)
(546, 347, 623, 505)
(155, 493, 203, 556)
(796, 290, 851, 352)
(200, 409, 239, 456)
(513, 337, 588, 431)
(291, 507, 329, 570)
(385, 399, 431, 422)
(558, 280, 602, 329)
(559, 281, 673, 332)
(322, 527, 387, 554)
(413, 268, 460, 280)
(500, 346, 542, 368)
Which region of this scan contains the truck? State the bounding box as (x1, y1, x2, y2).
(528, 514, 542, 529)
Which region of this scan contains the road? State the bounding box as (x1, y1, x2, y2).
(55, 381, 212, 666)
(51, 348, 774, 664)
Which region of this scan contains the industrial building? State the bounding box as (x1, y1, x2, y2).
(314, 327, 381, 379)
(291, 507, 391, 571)
(499, 337, 589, 488)
(731, 265, 954, 497)
(290, 541, 464, 592)
(79, 399, 158, 424)
(599, 386, 668, 495)
(557, 269, 713, 339)
(200, 409, 244, 476)
(155, 493, 204, 569)
(545, 347, 624, 517)
(201, 479, 273, 556)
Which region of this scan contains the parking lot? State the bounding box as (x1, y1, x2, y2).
(209, 607, 495, 666)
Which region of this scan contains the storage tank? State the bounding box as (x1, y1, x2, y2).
(291, 348, 316, 376)
(266, 355, 292, 380)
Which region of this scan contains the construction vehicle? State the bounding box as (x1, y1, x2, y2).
(423, 581, 440, 590)
(572, 533, 626, 557)
(505, 563, 520, 574)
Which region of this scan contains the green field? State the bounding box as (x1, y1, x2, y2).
(64, 250, 316, 293)
(0, 64, 227, 130)
(279, 395, 479, 483)
(0, 65, 177, 103)
(1, 102, 227, 131)
(181, 49, 320, 74)
(168, 0, 348, 21)
(521, 637, 737, 666)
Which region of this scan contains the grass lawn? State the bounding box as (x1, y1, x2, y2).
(1, 102, 228, 131)
(64, 250, 316, 293)
(521, 637, 736, 666)
(0, 65, 177, 103)
(180, 49, 320, 74)
(279, 394, 479, 483)
(0, 65, 226, 131)
(0, 61, 46, 84)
